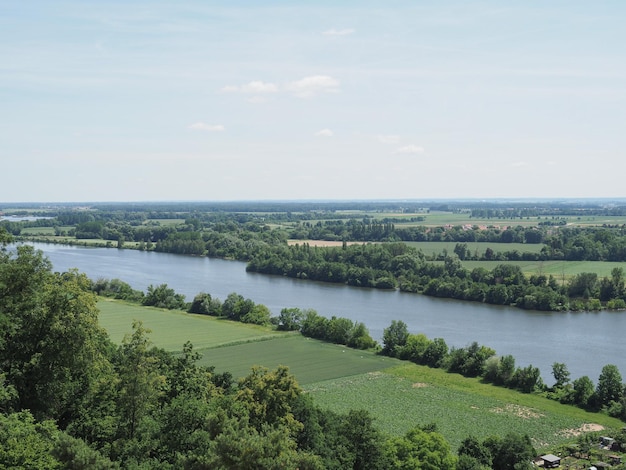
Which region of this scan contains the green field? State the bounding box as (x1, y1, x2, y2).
(405, 241, 546, 257)
(195, 335, 402, 385)
(97, 299, 285, 350)
(96, 299, 626, 452)
(459, 259, 626, 279)
(306, 364, 624, 451)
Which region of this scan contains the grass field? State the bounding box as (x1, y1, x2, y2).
(459, 259, 626, 279)
(195, 335, 402, 385)
(96, 299, 626, 451)
(404, 241, 546, 257)
(97, 299, 285, 350)
(305, 364, 625, 451)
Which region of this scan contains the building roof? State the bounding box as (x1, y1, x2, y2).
(541, 454, 561, 463)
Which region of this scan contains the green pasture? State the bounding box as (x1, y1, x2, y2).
(306, 364, 625, 451)
(195, 335, 402, 385)
(374, 212, 626, 228)
(20, 227, 57, 235)
(405, 241, 546, 257)
(97, 300, 283, 351)
(458, 260, 626, 280)
(144, 218, 186, 226)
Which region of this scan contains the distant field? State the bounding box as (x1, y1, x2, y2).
(306, 364, 624, 451)
(97, 299, 283, 351)
(404, 241, 546, 257)
(366, 211, 626, 228)
(20, 227, 57, 235)
(459, 260, 626, 279)
(145, 218, 186, 226)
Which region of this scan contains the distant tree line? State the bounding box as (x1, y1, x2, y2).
(246, 242, 626, 311)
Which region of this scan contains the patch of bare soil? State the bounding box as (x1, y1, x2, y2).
(558, 423, 605, 438)
(490, 404, 544, 419)
(412, 382, 428, 388)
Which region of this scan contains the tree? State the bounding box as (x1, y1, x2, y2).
(384, 426, 456, 470)
(115, 321, 165, 443)
(458, 435, 491, 468)
(568, 375, 595, 408)
(511, 365, 541, 393)
(242, 303, 272, 325)
(142, 283, 186, 310)
(423, 338, 448, 368)
(382, 320, 409, 357)
(0, 246, 112, 424)
(490, 433, 535, 470)
(0, 411, 62, 469)
(236, 366, 302, 433)
(551, 362, 570, 388)
(276, 307, 304, 331)
(596, 364, 623, 407)
(339, 409, 387, 470)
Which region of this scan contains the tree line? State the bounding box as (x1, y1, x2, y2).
(246, 242, 626, 311)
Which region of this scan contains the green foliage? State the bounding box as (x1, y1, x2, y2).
(596, 364, 624, 407)
(142, 283, 187, 309)
(0, 246, 112, 424)
(382, 320, 409, 356)
(0, 411, 62, 469)
(276, 307, 304, 331)
(384, 426, 456, 469)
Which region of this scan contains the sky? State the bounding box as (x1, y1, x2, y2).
(1, 1, 625, 202)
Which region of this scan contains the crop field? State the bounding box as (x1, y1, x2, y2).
(195, 335, 402, 385)
(97, 299, 284, 351)
(96, 300, 625, 452)
(305, 364, 625, 451)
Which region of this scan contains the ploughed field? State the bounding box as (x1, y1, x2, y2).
(97, 299, 625, 451)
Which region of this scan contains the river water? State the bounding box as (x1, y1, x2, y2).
(20, 242, 626, 384)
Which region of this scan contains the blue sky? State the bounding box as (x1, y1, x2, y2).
(2, 1, 625, 202)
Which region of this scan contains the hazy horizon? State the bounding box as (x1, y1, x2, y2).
(3, 2, 625, 202)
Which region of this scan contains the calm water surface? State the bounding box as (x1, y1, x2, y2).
(24, 242, 626, 383)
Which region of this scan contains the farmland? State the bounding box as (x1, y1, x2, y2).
(97, 299, 626, 452)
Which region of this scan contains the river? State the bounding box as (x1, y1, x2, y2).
(18, 242, 626, 383)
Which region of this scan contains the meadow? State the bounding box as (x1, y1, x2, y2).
(96, 299, 626, 452)
(403, 241, 546, 257)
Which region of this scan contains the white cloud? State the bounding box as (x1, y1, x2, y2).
(315, 128, 333, 137)
(286, 75, 340, 98)
(189, 122, 225, 132)
(396, 145, 425, 154)
(511, 161, 528, 167)
(220, 80, 278, 94)
(323, 28, 355, 36)
(378, 135, 400, 144)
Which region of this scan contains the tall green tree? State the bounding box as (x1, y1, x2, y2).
(384, 426, 456, 470)
(382, 320, 409, 356)
(596, 364, 623, 407)
(0, 246, 111, 425)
